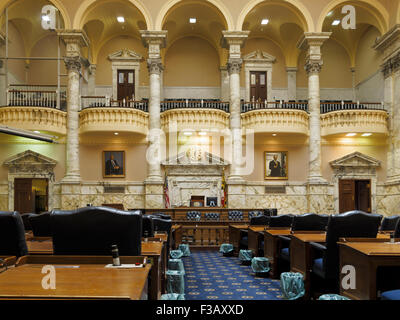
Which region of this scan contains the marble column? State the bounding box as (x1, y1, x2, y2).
(286, 67, 297, 101)
(0, 34, 6, 106)
(141, 31, 167, 208)
(220, 66, 230, 101)
(58, 31, 89, 183)
(298, 33, 331, 184)
(88, 64, 96, 96)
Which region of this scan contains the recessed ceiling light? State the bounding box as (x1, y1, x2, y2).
(261, 19, 269, 25)
(42, 15, 50, 22)
(198, 131, 207, 136)
(332, 20, 341, 26)
(114, 132, 119, 135)
(117, 16, 125, 23)
(362, 133, 372, 137)
(327, 11, 333, 17)
(189, 18, 196, 24)
(34, 130, 40, 133)
(183, 131, 193, 136)
(346, 133, 356, 137)
(272, 133, 277, 137)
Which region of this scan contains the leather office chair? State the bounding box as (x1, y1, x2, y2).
(395, 218, 400, 238)
(20, 212, 37, 231)
(142, 215, 155, 238)
(149, 216, 172, 257)
(204, 212, 220, 221)
(268, 214, 294, 228)
(380, 215, 400, 232)
(51, 206, 142, 256)
(151, 212, 172, 220)
(250, 215, 269, 226)
(279, 213, 329, 262)
(228, 210, 243, 221)
(248, 211, 263, 219)
(187, 211, 201, 221)
(0, 211, 28, 257)
(310, 211, 382, 293)
(29, 211, 52, 237)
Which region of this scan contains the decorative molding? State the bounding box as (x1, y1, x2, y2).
(64, 56, 81, 72)
(108, 49, 143, 62)
(243, 50, 276, 63)
(320, 110, 388, 136)
(305, 61, 322, 75)
(227, 58, 243, 75)
(330, 151, 381, 170)
(147, 58, 163, 75)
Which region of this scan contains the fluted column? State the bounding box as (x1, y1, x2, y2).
(59, 30, 89, 183)
(298, 33, 331, 183)
(222, 31, 249, 182)
(374, 25, 400, 183)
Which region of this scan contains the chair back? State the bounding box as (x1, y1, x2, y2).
(228, 210, 243, 221)
(395, 219, 400, 238)
(324, 211, 382, 280)
(142, 215, 154, 238)
(205, 212, 220, 221)
(187, 211, 201, 221)
(380, 215, 400, 232)
(0, 211, 28, 257)
(51, 206, 142, 256)
(29, 211, 52, 236)
(248, 211, 263, 219)
(268, 214, 294, 228)
(151, 212, 172, 220)
(250, 215, 269, 226)
(21, 213, 37, 231)
(292, 213, 329, 231)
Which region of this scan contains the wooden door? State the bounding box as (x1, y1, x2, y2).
(250, 71, 267, 101)
(14, 178, 34, 213)
(356, 180, 371, 213)
(117, 70, 135, 101)
(339, 179, 355, 213)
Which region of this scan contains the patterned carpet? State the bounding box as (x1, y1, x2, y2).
(182, 250, 283, 300)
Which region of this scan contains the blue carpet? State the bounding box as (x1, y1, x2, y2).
(182, 250, 283, 300)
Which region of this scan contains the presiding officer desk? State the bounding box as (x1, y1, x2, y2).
(0, 255, 150, 300)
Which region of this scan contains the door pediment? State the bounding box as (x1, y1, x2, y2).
(4, 150, 57, 174)
(330, 152, 380, 169)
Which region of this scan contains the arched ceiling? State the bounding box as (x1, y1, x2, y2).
(322, 3, 384, 67)
(2, 0, 65, 57)
(162, 0, 228, 66)
(81, 0, 147, 63)
(242, 1, 306, 67)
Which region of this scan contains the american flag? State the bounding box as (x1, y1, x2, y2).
(221, 168, 227, 208)
(164, 173, 170, 208)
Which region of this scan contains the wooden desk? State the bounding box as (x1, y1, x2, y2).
(248, 226, 267, 256)
(290, 232, 326, 298)
(229, 224, 248, 254)
(141, 241, 163, 300)
(27, 239, 53, 255)
(172, 225, 182, 249)
(0, 256, 16, 267)
(0, 255, 150, 300)
(263, 228, 291, 279)
(339, 241, 400, 300)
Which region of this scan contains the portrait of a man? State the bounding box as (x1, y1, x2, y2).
(103, 151, 125, 177)
(265, 152, 288, 180)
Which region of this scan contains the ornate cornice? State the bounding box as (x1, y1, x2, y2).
(64, 56, 81, 72)
(381, 52, 400, 77)
(227, 58, 243, 74)
(147, 58, 163, 75)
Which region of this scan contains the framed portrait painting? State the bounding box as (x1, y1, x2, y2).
(103, 151, 125, 178)
(264, 151, 288, 180)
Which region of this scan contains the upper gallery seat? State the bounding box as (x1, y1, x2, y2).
(29, 211, 52, 237)
(51, 206, 142, 256)
(0, 211, 28, 257)
(228, 210, 243, 221)
(310, 211, 382, 293)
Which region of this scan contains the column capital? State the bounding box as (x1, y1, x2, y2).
(305, 60, 323, 75)
(140, 30, 167, 60)
(64, 56, 81, 72)
(147, 58, 163, 75)
(89, 64, 97, 75)
(58, 29, 89, 56)
(227, 58, 243, 75)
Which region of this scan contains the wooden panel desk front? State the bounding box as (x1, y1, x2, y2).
(172, 225, 183, 249)
(263, 229, 291, 279)
(339, 241, 400, 300)
(229, 224, 248, 254)
(0, 255, 150, 300)
(248, 226, 267, 256)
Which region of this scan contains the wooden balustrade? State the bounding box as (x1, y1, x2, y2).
(181, 225, 229, 247)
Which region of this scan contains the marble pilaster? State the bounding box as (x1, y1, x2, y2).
(88, 64, 96, 96)
(286, 67, 297, 101)
(0, 34, 6, 106)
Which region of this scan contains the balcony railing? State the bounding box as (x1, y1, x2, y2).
(80, 96, 148, 112)
(241, 100, 309, 113)
(320, 101, 385, 114)
(160, 99, 229, 112)
(7, 84, 67, 110)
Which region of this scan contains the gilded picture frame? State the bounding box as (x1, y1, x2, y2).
(264, 151, 288, 180)
(103, 151, 125, 178)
